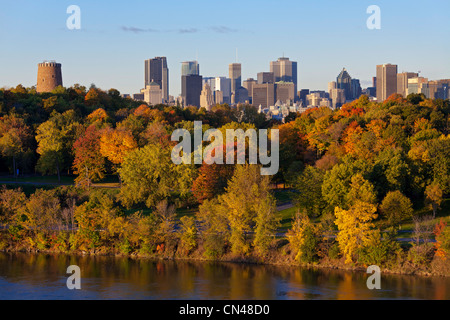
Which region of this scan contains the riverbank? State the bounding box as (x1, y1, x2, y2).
(2, 237, 448, 278)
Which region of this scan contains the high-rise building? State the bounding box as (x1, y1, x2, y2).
(270, 57, 297, 99)
(257, 72, 274, 84)
(145, 57, 169, 102)
(181, 61, 199, 76)
(215, 77, 232, 104)
(275, 82, 295, 103)
(182, 74, 203, 107)
(215, 90, 224, 105)
(142, 82, 163, 105)
(376, 64, 398, 102)
(330, 88, 346, 109)
(336, 68, 352, 101)
(397, 72, 418, 98)
(203, 77, 216, 92)
(298, 89, 310, 106)
(328, 81, 337, 94)
(233, 86, 249, 104)
(351, 79, 362, 100)
(252, 83, 275, 108)
(229, 63, 241, 95)
(243, 78, 257, 103)
(36, 61, 63, 93)
(200, 83, 214, 111)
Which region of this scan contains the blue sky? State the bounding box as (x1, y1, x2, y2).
(0, 0, 449, 97)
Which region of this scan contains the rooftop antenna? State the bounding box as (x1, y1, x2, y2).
(196, 50, 198, 62)
(236, 48, 238, 63)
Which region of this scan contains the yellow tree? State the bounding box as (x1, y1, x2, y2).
(334, 200, 378, 264)
(99, 127, 137, 165)
(425, 183, 443, 219)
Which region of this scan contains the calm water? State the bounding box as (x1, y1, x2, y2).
(0, 252, 448, 300)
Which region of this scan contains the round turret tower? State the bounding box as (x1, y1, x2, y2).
(36, 61, 63, 93)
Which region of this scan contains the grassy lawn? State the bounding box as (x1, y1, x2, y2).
(272, 189, 294, 205)
(277, 206, 297, 231)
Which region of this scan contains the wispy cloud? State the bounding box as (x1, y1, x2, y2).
(120, 26, 159, 33)
(178, 28, 198, 34)
(210, 26, 238, 33)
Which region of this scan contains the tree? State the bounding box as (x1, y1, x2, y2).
(380, 190, 414, 232)
(119, 144, 196, 208)
(346, 173, 377, 206)
(21, 189, 62, 235)
(99, 127, 137, 165)
(72, 125, 106, 188)
(36, 110, 80, 181)
(197, 198, 230, 259)
(292, 166, 326, 217)
(178, 215, 198, 255)
(334, 201, 378, 264)
(253, 198, 280, 257)
(287, 211, 321, 263)
(218, 164, 275, 255)
(425, 183, 443, 219)
(0, 114, 33, 177)
(0, 187, 26, 227)
(192, 162, 234, 204)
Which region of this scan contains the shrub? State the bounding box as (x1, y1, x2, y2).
(178, 216, 197, 255)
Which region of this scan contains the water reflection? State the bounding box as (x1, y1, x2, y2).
(0, 252, 448, 300)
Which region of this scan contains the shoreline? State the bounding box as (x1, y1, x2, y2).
(1, 245, 448, 279)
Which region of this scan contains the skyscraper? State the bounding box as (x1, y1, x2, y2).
(336, 68, 352, 101)
(270, 57, 297, 99)
(351, 78, 362, 100)
(145, 57, 169, 102)
(229, 63, 241, 95)
(397, 72, 418, 98)
(181, 61, 200, 76)
(257, 72, 274, 84)
(182, 74, 203, 107)
(252, 83, 275, 108)
(200, 83, 214, 111)
(243, 78, 257, 103)
(275, 82, 295, 103)
(376, 64, 398, 102)
(330, 88, 345, 109)
(215, 77, 232, 104)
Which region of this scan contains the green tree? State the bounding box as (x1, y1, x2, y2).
(380, 190, 414, 232)
(36, 110, 80, 181)
(293, 166, 326, 217)
(119, 144, 196, 208)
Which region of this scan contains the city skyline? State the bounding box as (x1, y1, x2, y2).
(0, 0, 449, 96)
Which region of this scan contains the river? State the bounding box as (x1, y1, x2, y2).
(0, 252, 448, 299)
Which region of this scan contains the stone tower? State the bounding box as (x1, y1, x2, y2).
(36, 61, 63, 93)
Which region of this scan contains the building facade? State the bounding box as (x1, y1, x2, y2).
(182, 74, 203, 107)
(229, 63, 242, 95)
(181, 61, 199, 76)
(145, 57, 169, 102)
(200, 83, 214, 111)
(270, 57, 297, 99)
(142, 82, 163, 105)
(376, 64, 398, 102)
(397, 72, 418, 98)
(336, 68, 352, 101)
(252, 83, 275, 108)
